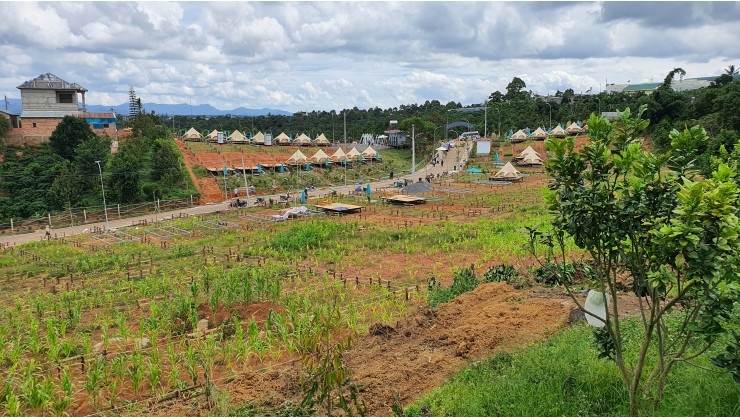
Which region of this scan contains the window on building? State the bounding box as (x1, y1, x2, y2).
(58, 93, 74, 103)
(32, 122, 37, 128)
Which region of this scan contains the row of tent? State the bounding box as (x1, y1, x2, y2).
(507, 122, 587, 142)
(183, 128, 333, 146)
(285, 146, 380, 165)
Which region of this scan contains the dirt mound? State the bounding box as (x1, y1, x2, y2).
(345, 282, 572, 416)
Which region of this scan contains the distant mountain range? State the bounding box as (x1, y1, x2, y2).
(2, 98, 292, 117)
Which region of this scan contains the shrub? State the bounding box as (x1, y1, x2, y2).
(482, 264, 518, 283)
(429, 265, 479, 307)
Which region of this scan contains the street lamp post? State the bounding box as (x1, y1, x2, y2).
(596, 96, 601, 116)
(484, 99, 488, 138)
(495, 107, 501, 138)
(546, 102, 552, 130)
(95, 160, 109, 230)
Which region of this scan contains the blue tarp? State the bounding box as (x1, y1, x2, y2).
(466, 168, 482, 173)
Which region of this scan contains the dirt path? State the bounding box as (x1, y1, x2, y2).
(174, 139, 228, 203)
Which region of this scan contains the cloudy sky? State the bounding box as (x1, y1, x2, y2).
(2, 1, 739, 113)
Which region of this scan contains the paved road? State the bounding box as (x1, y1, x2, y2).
(2, 142, 471, 246)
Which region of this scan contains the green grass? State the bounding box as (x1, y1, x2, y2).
(405, 320, 740, 416)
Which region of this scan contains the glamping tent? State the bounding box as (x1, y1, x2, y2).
(511, 129, 528, 142)
(330, 147, 346, 163)
(519, 153, 543, 166)
(515, 145, 540, 161)
(531, 127, 548, 140)
(295, 133, 312, 146)
(346, 147, 361, 161)
(314, 133, 331, 146)
(183, 127, 203, 141)
(362, 145, 378, 160)
(275, 132, 291, 145)
(286, 150, 308, 164)
(206, 130, 219, 142)
(252, 131, 265, 145)
(566, 122, 582, 135)
(229, 130, 247, 143)
(490, 162, 524, 181)
(549, 125, 566, 138)
(310, 149, 331, 165)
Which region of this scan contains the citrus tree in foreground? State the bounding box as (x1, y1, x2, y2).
(530, 106, 739, 415)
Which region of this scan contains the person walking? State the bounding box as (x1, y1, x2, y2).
(44, 225, 51, 240)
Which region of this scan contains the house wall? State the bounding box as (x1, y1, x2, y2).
(4, 117, 117, 144)
(20, 89, 80, 116)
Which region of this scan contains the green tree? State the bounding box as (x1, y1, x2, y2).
(108, 140, 142, 204)
(49, 161, 82, 211)
(532, 107, 739, 415)
(73, 136, 111, 194)
(49, 116, 96, 160)
(150, 139, 182, 182)
(0, 115, 10, 138)
(505, 77, 528, 101)
(661, 67, 686, 90)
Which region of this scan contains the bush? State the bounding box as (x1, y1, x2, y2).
(429, 265, 479, 307)
(482, 264, 518, 283)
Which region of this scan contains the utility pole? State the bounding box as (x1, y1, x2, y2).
(241, 157, 250, 206)
(343, 111, 347, 186)
(411, 124, 415, 175)
(95, 161, 109, 230)
(484, 99, 488, 138)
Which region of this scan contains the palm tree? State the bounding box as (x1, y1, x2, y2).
(725, 65, 738, 77)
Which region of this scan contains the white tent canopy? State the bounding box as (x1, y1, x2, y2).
(511, 129, 528, 141)
(566, 122, 582, 134)
(330, 147, 346, 161)
(287, 149, 308, 164)
(550, 125, 566, 137)
(520, 154, 543, 165)
(492, 162, 524, 180)
(315, 133, 331, 145)
(229, 130, 247, 143)
(295, 133, 312, 145)
(275, 132, 291, 144)
(183, 127, 202, 140)
(252, 131, 265, 144)
(310, 149, 331, 164)
(362, 145, 378, 158)
(206, 129, 219, 140)
(346, 147, 361, 160)
(531, 127, 548, 140)
(518, 145, 540, 159)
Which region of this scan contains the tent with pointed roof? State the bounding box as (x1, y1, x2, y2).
(295, 133, 312, 145)
(511, 129, 528, 142)
(491, 162, 524, 181)
(330, 147, 346, 162)
(229, 130, 247, 143)
(315, 133, 330, 146)
(517, 145, 540, 159)
(361, 145, 378, 159)
(183, 127, 203, 141)
(549, 125, 566, 138)
(519, 153, 543, 166)
(287, 150, 308, 164)
(310, 149, 331, 164)
(346, 147, 361, 161)
(206, 130, 219, 141)
(566, 122, 582, 135)
(275, 132, 291, 145)
(531, 127, 548, 140)
(252, 131, 265, 144)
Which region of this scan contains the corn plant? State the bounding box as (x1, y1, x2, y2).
(128, 351, 144, 396)
(185, 344, 198, 386)
(3, 392, 21, 417)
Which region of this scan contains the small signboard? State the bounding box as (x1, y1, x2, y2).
(264, 133, 273, 146)
(217, 131, 225, 144)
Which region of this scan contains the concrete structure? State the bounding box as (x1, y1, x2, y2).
(0, 109, 21, 129)
(5, 73, 116, 143)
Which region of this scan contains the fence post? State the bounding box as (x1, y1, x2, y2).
(83, 209, 87, 223)
(10, 219, 13, 233)
(48, 213, 52, 227)
(117, 204, 121, 217)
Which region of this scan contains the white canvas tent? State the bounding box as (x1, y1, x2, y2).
(346, 147, 361, 161)
(183, 127, 203, 141)
(511, 129, 528, 142)
(362, 145, 378, 159)
(517, 145, 540, 160)
(566, 122, 582, 135)
(531, 127, 548, 140)
(295, 133, 312, 146)
(229, 130, 247, 143)
(519, 153, 543, 166)
(252, 131, 265, 145)
(491, 162, 524, 181)
(330, 147, 346, 162)
(549, 125, 566, 138)
(286, 149, 308, 164)
(275, 132, 291, 145)
(314, 133, 330, 146)
(206, 130, 219, 141)
(310, 149, 331, 164)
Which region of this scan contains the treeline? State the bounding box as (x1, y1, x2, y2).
(0, 114, 197, 224)
(156, 68, 739, 168)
